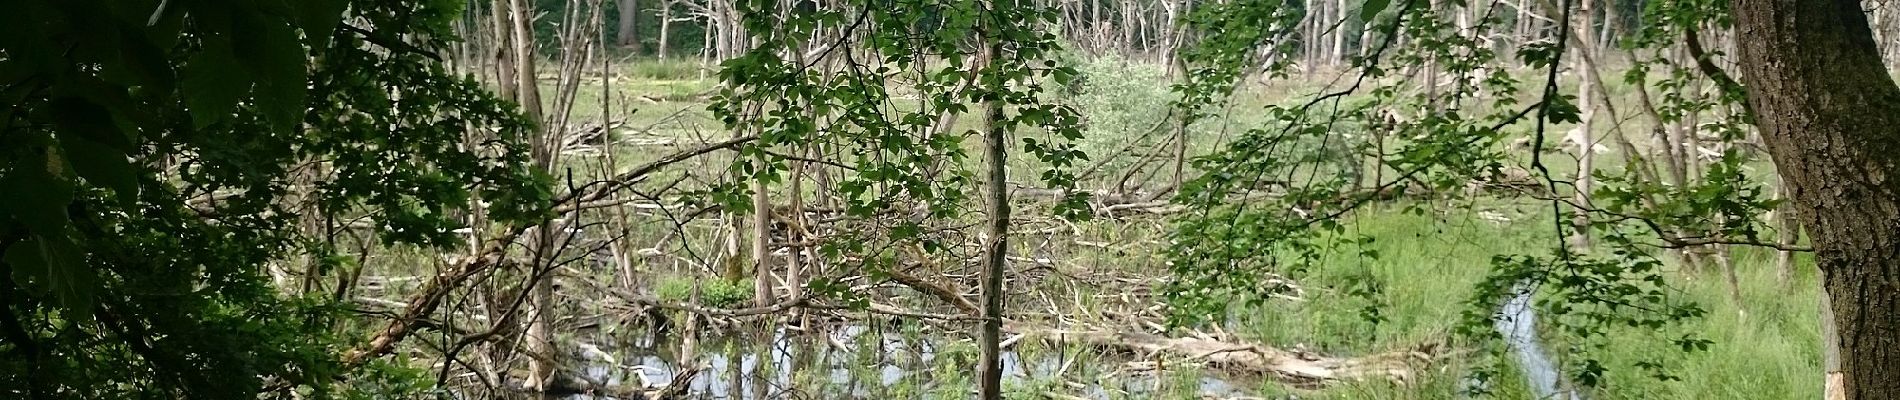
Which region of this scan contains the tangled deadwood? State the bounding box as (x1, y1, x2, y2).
(1008, 323, 1436, 388)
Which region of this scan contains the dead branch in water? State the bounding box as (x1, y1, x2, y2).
(511, 365, 701, 399)
(1008, 322, 1436, 387)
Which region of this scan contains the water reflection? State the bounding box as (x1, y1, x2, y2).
(554, 323, 1245, 399)
(1494, 283, 1579, 400)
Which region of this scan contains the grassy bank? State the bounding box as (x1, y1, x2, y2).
(1226, 205, 1821, 399)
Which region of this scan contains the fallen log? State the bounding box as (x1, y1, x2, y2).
(509, 366, 701, 399)
(1008, 323, 1433, 388)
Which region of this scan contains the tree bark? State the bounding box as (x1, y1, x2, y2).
(751, 153, 774, 307)
(977, 28, 1011, 400)
(492, 0, 519, 100)
(657, 0, 673, 58)
(1820, 287, 1845, 400)
(617, 0, 641, 51)
(500, 0, 556, 391)
(1567, 0, 1596, 250)
(1775, 179, 1800, 290)
(1733, 0, 1900, 397)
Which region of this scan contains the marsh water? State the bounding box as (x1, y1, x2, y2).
(533, 288, 1566, 400)
(555, 323, 1247, 399)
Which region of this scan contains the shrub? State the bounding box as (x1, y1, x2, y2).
(1065, 56, 1175, 164)
(655, 276, 755, 308)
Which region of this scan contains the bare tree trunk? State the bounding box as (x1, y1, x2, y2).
(618, 0, 641, 50)
(1332, 0, 1348, 65)
(751, 154, 774, 307)
(1515, 0, 1540, 62)
(787, 153, 806, 310)
(511, 0, 544, 125)
(1169, 53, 1191, 190)
(493, 0, 519, 99)
(504, 0, 554, 390)
(1775, 179, 1800, 290)
(1824, 290, 1845, 400)
(1714, 214, 1745, 311)
(1597, 0, 1618, 49)
(1733, 0, 1900, 396)
(1091, 0, 1103, 53)
(658, 0, 673, 58)
(1567, 0, 1596, 250)
(1109, 0, 1124, 54)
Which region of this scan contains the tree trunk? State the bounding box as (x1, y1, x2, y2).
(1109, 0, 1124, 54)
(1330, 0, 1345, 65)
(617, 0, 641, 50)
(657, 0, 673, 58)
(1824, 290, 1846, 400)
(977, 31, 1011, 400)
(492, 0, 519, 100)
(1169, 54, 1191, 190)
(510, 0, 543, 126)
(751, 153, 774, 307)
(1733, 0, 1900, 397)
(1775, 179, 1800, 290)
(503, 0, 555, 390)
(1567, 0, 1596, 250)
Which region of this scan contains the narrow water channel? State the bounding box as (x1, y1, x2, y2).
(1494, 283, 1579, 400)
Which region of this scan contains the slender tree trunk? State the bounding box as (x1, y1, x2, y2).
(1091, 0, 1103, 52)
(1733, 0, 1900, 397)
(977, 27, 1011, 400)
(752, 153, 774, 307)
(1597, 0, 1618, 49)
(1109, 0, 1124, 54)
(504, 0, 554, 390)
(658, 0, 673, 58)
(492, 0, 519, 99)
(1568, 0, 1596, 250)
(1714, 221, 1744, 311)
(1170, 54, 1191, 190)
(1775, 179, 1800, 290)
(1824, 290, 1845, 400)
(511, 0, 543, 125)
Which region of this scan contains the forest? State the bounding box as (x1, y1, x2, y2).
(3, 0, 1896, 398)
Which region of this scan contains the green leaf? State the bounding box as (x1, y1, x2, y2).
(235, 15, 308, 134)
(1361, 0, 1391, 23)
(290, 0, 349, 50)
(182, 36, 253, 129)
(5, 234, 95, 318)
(47, 95, 138, 197)
(0, 148, 76, 234)
(48, 97, 134, 149)
(61, 137, 139, 196)
(119, 29, 178, 92)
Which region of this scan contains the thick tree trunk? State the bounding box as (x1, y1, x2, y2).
(1733, 0, 1900, 398)
(617, 0, 641, 50)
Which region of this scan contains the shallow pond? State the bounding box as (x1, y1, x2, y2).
(558, 322, 1249, 399)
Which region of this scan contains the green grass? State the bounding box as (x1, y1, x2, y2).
(1219, 205, 1820, 399)
(656, 275, 755, 308)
